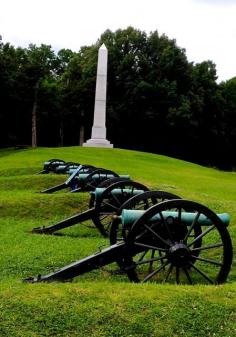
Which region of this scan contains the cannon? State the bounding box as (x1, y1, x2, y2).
(67, 168, 130, 193)
(37, 159, 66, 174)
(54, 162, 94, 174)
(25, 199, 233, 284)
(40, 165, 97, 193)
(41, 167, 130, 194)
(32, 180, 149, 237)
(37, 159, 94, 175)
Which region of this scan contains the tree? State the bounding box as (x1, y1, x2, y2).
(0, 28, 235, 169)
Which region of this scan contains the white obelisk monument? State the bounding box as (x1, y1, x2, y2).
(83, 43, 113, 148)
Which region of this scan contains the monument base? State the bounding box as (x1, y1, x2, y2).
(83, 138, 113, 148)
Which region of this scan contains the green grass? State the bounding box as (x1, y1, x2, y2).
(0, 146, 235, 337)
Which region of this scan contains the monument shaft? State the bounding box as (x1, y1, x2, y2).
(83, 44, 113, 148)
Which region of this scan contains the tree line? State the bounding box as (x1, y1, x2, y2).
(0, 27, 235, 169)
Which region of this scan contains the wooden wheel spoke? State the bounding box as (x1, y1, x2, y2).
(191, 242, 223, 252)
(99, 212, 114, 215)
(188, 225, 215, 248)
(86, 182, 95, 189)
(102, 201, 119, 211)
(130, 186, 134, 195)
(148, 249, 155, 272)
(135, 254, 167, 266)
(159, 211, 174, 243)
(178, 207, 182, 223)
(176, 267, 180, 284)
(191, 255, 223, 267)
(144, 224, 171, 247)
(137, 250, 148, 262)
(183, 211, 201, 242)
(163, 263, 173, 283)
(188, 262, 214, 284)
(143, 261, 170, 282)
(110, 193, 122, 206)
(134, 241, 168, 252)
(99, 215, 109, 221)
(183, 267, 193, 284)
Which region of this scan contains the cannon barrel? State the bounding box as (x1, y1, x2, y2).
(77, 173, 130, 182)
(54, 165, 70, 173)
(55, 163, 81, 174)
(121, 209, 230, 227)
(93, 187, 144, 200)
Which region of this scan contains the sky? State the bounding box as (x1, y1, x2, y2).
(1, 0, 236, 82)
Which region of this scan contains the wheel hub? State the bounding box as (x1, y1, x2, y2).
(168, 243, 191, 267)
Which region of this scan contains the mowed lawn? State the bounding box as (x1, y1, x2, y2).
(0, 147, 235, 337)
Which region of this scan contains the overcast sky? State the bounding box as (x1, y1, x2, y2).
(1, 0, 236, 82)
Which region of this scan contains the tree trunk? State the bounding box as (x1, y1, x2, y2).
(59, 118, 64, 147)
(32, 80, 39, 148)
(79, 125, 84, 146)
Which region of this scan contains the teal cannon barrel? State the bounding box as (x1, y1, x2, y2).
(54, 163, 84, 174)
(77, 173, 130, 182)
(121, 209, 230, 227)
(54, 164, 69, 173)
(93, 187, 142, 200)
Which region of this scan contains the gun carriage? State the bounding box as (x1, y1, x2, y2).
(26, 199, 232, 285)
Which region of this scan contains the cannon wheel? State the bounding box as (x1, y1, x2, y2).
(124, 199, 233, 284)
(81, 168, 120, 192)
(89, 177, 131, 208)
(109, 191, 187, 273)
(92, 180, 149, 237)
(109, 190, 182, 245)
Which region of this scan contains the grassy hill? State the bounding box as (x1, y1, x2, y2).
(0, 147, 235, 337)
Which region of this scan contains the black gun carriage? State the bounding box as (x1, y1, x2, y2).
(26, 197, 233, 285)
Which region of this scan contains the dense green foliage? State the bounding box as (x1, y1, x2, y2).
(0, 147, 235, 336)
(0, 28, 236, 168)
